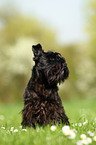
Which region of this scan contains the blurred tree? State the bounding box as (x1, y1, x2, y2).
(0, 5, 59, 102)
(86, 0, 96, 61)
(0, 2, 96, 103)
(82, 0, 96, 98)
(0, 5, 58, 49)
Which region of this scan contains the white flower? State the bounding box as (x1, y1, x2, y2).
(87, 131, 94, 137)
(10, 127, 14, 131)
(86, 137, 92, 144)
(87, 131, 91, 135)
(1, 127, 5, 129)
(93, 136, 96, 141)
(62, 125, 70, 131)
(62, 126, 70, 136)
(50, 125, 57, 131)
(80, 134, 87, 139)
(22, 129, 27, 132)
(83, 122, 87, 125)
(76, 140, 83, 145)
(81, 139, 89, 145)
(89, 132, 94, 136)
(68, 130, 76, 139)
(83, 120, 88, 125)
(85, 120, 88, 123)
(62, 126, 76, 139)
(19, 126, 22, 128)
(62, 129, 70, 136)
(14, 129, 18, 132)
(78, 137, 92, 145)
(79, 123, 82, 127)
(72, 129, 77, 133)
(75, 123, 77, 126)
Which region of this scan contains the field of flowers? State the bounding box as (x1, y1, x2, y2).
(0, 99, 96, 145)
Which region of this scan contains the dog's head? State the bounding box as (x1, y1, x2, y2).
(32, 44, 69, 85)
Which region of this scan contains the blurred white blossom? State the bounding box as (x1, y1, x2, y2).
(62, 126, 76, 139)
(0, 37, 35, 82)
(50, 125, 57, 131)
(22, 129, 27, 132)
(10, 127, 14, 131)
(87, 131, 94, 137)
(79, 123, 82, 127)
(14, 129, 18, 132)
(76, 58, 96, 97)
(68, 130, 76, 139)
(86, 137, 92, 144)
(93, 136, 96, 142)
(80, 134, 87, 139)
(83, 120, 88, 125)
(1, 127, 5, 129)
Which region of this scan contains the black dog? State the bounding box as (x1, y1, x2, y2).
(21, 44, 70, 128)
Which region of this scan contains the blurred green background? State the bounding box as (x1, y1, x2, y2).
(0, 0, 96, 103)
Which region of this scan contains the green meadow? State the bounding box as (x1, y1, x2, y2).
(0, 99, 96, 145)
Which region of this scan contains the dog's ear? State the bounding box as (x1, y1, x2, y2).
(32, 43, 43, 57)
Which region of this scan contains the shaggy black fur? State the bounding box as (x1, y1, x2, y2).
(21, 44, 70, 128)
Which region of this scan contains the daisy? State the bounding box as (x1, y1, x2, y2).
(83, 120, 88, 125)
(80, 134, 86, 139)
(76, 140, 82, 145)
(62, 129, 70, 136)
(72, 124, 74, 127)
(1, 127, 5, 129)
(78, 123, 82, 127)
(87, 131, 94, 137)
(93, 136, 96, 141)
(86, 137, 92, 144)
(81, 139, 89, 145)
(68, 130, 76, 139)
(14, 129, 18, 133)
(22, 129, 27, 131)
(75, 123, 77, 126)
(72, 128, 77, 133)
(50, 125, 57, 131)
(19, 126, 22, 128)
(62, 126, 70, 136)
(62, 125, 70, 131)
(10, 127, 14, 131)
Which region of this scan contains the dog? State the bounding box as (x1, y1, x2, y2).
(21, 44, 70, 128)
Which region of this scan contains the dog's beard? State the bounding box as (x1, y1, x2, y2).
(45, 63, 69, 86)
(57, 67, 69, 85)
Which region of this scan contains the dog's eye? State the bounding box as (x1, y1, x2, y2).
(56, 54, 61, 60)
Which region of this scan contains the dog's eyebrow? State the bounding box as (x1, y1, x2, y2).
(45, 51, 54, 57)
(47, 51, 53, 54)
(55, 52, 61, 56)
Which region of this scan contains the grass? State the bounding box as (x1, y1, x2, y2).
(0, 99, 96, 145)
